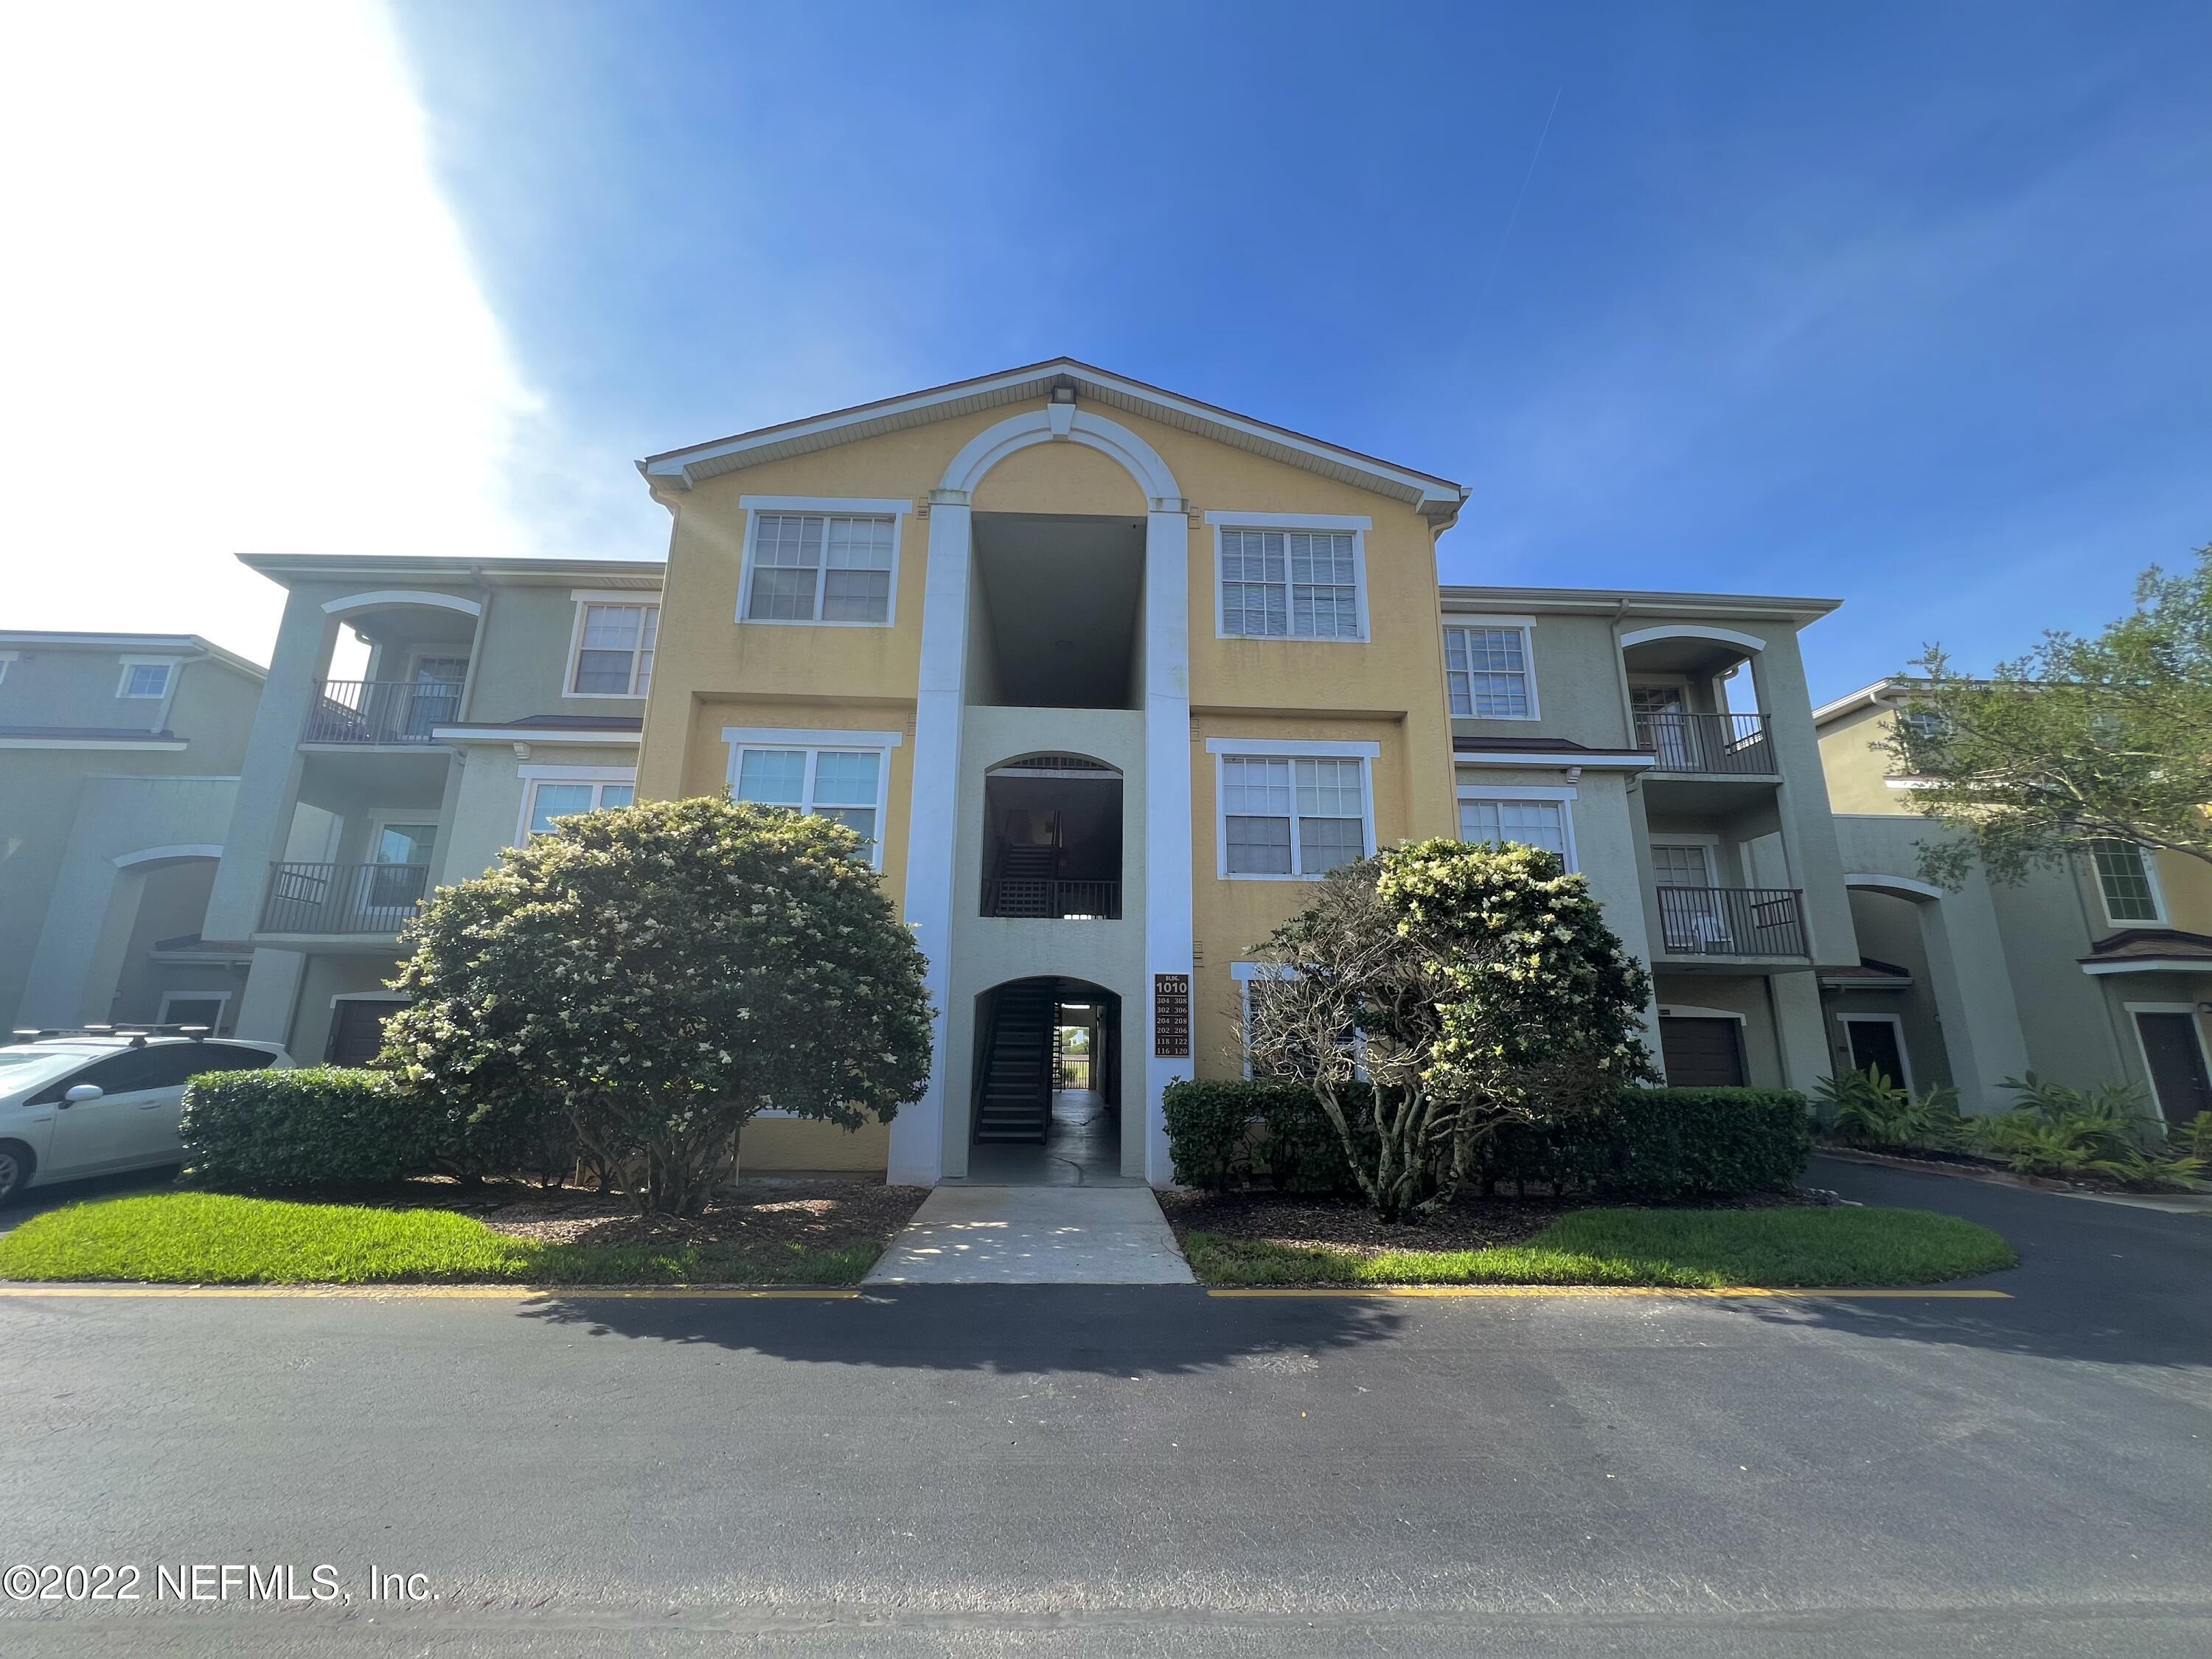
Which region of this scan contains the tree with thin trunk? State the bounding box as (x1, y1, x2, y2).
(1888, 545, 2212, 888)
(1242, 840, 1656, 1222)
(380, 796, 933, 1216)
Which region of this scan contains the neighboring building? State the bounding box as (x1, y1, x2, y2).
(1, 631, 265, 1036)
(1441, 586, 1858, 1099)
(632, 361, 1862, 1184)
(1815, 679, 2212, 1127)
(202, 555, 663, 1065)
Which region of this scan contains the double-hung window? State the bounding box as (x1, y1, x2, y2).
(523, 777, 636, 838)
(728, 742, 889, 866)
(745, 512, 897, 624)
(569, 602, 658, 696)
(1220, 753, 1371, 877)
(1458, 797, 1571, 864)
(2093, 841, 2165, 925)
(1443, 624, 1535, 718)
(1219, 528, 1363, 639)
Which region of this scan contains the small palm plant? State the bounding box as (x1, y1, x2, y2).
(1978, 1074, 2205, 1188)
(1815, 1068, 1969, 1153)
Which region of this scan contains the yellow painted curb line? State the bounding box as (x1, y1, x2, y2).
(1207, 1286, 2011, 1299)
(0, 1284, 859, 1300)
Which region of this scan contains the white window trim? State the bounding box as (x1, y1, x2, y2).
(722, 728, 900, 871)
(116, 656, 178, 699)
(1209, 745, 1377, 882)
(1209, 515, 1370, 644)
(1454, 785, 1579, 872)
(515, 766, 639, 844)
(366, 808, 439, 867)
(2124, 1002, 2212, 1113)
(1649, 833, 1723, 884)
(2092, 842, 2170, 929)
(0, 650, 15, 685)
(157, 990, 232, 1030)
(563, 594, 661, 700)
(1834, 1012, 1916, 1092)
(736, 498, 909, 630)
(1442, 619, 1540, 721)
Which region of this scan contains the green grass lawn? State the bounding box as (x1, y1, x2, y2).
(0, 1194, 882, 1287)
(1182, 1205, 2017, 1288)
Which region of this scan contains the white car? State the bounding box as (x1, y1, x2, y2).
(0, 1032, 293, 1203)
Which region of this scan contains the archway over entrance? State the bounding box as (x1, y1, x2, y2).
(964, 976, 1137, 1186)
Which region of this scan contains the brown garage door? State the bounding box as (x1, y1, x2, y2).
(1660, 1017, 1746, 1088)
(327, 999, 406, 1066)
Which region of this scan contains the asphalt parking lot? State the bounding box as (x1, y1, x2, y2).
(1, 1158, 2205, 1656)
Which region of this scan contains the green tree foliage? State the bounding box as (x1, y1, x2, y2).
(380, 796, 933, 1216)
(1888, 546, 2212, 887)
(1242, 839, 1657, 1221)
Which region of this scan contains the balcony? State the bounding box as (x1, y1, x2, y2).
(984, 877, 1122, 920)
(1634, 711, 1775, 776)
(303, 680, 462, 746)
(1653, 886, 1808, 961)
(261, 861, 430, 936)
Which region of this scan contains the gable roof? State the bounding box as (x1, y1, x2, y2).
(637, 359, 1470, 524)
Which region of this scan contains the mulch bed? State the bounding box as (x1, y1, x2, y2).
(1157, 1184, 1837, 1256)
(387, 1175, 930, 1252)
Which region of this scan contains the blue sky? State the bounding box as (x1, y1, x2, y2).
(10, 2, 2208, 703)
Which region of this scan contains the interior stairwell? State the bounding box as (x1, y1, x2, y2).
(973, 981, 1054, 1144)
(989, 838, 1060, 917)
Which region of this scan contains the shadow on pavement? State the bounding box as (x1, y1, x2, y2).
(0, 1165, 179, 1235)
(518, 1281, 1411, 1375)
(1701, 1155, 2212, 1370)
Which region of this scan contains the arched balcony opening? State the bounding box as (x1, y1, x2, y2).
(979, 754, 1124, 920)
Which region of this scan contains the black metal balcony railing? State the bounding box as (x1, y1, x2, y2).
(262, 862, 431, 935)
(302, 679, 463, 745)
(1633, 711, 1775, 775)
(1654, 886, 1808, 958)
(984, 878, 1123, 920)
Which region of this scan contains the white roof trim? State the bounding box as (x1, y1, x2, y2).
(1455, 751, 1655, 771)
(2081, 959, 2212, 978)
(0, 736, 187, 751)
(431, 726, 641, 745)
(640, 359, 1467, 520)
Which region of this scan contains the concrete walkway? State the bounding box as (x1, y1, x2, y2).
(864, 1184, 1195, 1284)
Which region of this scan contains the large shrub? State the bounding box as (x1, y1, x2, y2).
(1243, 840, 1656, 1220)
(380, 796, 933, 1216)
(1164, 1080, 1809, 1201)
(181, 1068, 445, 1188)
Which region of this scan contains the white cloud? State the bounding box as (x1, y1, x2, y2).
(0, 0, 542, 663)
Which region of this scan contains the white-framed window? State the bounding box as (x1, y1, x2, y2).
(740, 501, 904, 626)
(117, 659, 175, 699)
(519, 772, 637, 840)
(566, 598, 659, 698)
(722, 726, 902, 869)
(2093, 841, 2166, 925)
(157, 990, 232, 1033)
(1458, 796, 1573, 867)
(1207, 512, 1369, 641)
(1443, 622, 1537, 719)
(1208, 741, 1377, 879)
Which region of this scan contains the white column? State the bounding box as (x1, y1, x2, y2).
(235, 947, 308, 1046)
(1141, 504, 1193, 1186)
(888, 494, 973, 1186)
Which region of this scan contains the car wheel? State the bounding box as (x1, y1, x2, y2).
(0, 1141, 31, 1205)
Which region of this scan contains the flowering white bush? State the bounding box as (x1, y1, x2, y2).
(382, 795, 932, 1215)
(1244, 839, 1655, 1220)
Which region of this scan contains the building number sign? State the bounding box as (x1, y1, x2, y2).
(1153, 973, 1192, 1058)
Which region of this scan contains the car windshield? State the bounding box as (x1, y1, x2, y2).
(0, 1050, 95, 1093)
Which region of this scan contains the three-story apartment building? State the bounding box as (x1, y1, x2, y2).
(1, 631, 265, 1037)
(204, 555, 663, 1065)
(1818, 679, 2212, 1126)
(631, 361, 1860, 1184)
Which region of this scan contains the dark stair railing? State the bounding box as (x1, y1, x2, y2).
(973, 983, 1055, 1145)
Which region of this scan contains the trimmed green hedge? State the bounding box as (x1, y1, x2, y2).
(180, 1068, 574, 1190)
(1163, 1080, 1809, 1200)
